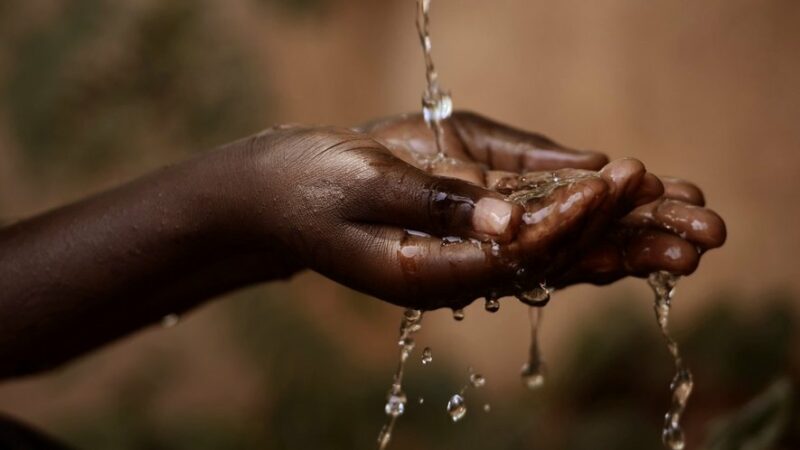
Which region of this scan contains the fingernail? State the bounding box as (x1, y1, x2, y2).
(473, 197, 513, 236)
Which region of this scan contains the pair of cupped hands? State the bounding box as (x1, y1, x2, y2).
(242, 111, 725, 310)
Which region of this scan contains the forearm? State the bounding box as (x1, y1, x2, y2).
(0, 140, 297, 379)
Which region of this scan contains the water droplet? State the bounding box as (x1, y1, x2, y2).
(398, 337, 415, 348)
(422, 93, 453, 124)
(404, 309, 422, 321)
(521, 363, 546, 390)
(441, 235, 462, 245)
(161, 314, 179, 328)
(452, 308, 465, 321)
(517, 284, 551, 307)
(418, 397, 425, 404)
(447, 394, 467, 422)
(662, 424, 685, 450)
(469, 372, 486, 388)
(385, 390, 407, 417)
(421, 347, 433, 365)
(484, 297, 500, 313)
(483, 403, 491, 412)
(490, 241, 501, 256)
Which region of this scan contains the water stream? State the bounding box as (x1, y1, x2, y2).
(649, 271, 693, 450)
(415, 0, 452, 163)
(377, 309, 424, 450)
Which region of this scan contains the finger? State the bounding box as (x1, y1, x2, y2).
(485, 170, 518, 192)
(515, 175, 609, 250)
(554, 241, 625, 287)
(349, 157, 523, 242)
(624, 230, 700, 276)
(451, 111, 610, 172)
(555, 228, 702, 286)
(620, 199, 726, 249)
(634, 173, 665, 206)
(514, 160, 648, 277)
(598, 158, 661, 213)
(321, 225, 515, 310)
(661, 176, 706, 206)
(430, 159, 486, 187)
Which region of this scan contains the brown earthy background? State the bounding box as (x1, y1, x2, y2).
(1, 0, 798, 449)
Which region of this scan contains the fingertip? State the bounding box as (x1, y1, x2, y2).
(654, 201, 727, 249)
(702, 207, 727, 249)
(473, 197, 522, 242)
(599, 157, 647, 204)
(625, 231, 700, 276)
(578, 150, 610, 171)
(661, 176, 706, 206)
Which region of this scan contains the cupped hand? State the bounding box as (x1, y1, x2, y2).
(358, 111, 726, 296)
(360, 110, 609, 175)
(237, 114, 705, 310)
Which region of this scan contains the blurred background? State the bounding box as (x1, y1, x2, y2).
(1, 0, 799, 448)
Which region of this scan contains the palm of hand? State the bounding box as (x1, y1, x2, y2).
(361, 112, 726, 290)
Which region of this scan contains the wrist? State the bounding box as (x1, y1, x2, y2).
(189, 128, 304, 275)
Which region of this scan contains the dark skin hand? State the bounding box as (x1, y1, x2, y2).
(363, 112, 725, 290)
(0, 111, 725, 379)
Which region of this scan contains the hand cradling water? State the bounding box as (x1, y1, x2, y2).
(378, 1, 694, 449)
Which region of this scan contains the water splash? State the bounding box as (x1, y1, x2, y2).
(649, 271, 693, 450)
(377, 309, 424, 450)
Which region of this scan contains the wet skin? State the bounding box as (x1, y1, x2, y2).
(0, 111, 725, 378)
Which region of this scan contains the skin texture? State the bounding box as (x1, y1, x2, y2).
(0, 111, 725, 379)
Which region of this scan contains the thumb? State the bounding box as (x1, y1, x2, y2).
(349, 160, 523, 243)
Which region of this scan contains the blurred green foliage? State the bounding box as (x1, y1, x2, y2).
(706, 379, 794, 450)
(2, 0, 267, 175)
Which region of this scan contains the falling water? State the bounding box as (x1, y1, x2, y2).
(377, 309, 424, 450)
(649, 271, 693, 450)
(421, 346, 433, 365)
(416, 0, 452, 162)
(446, 367, 487, 423)
(520, 306, 547, 390)
(502, 171, 603, 390)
